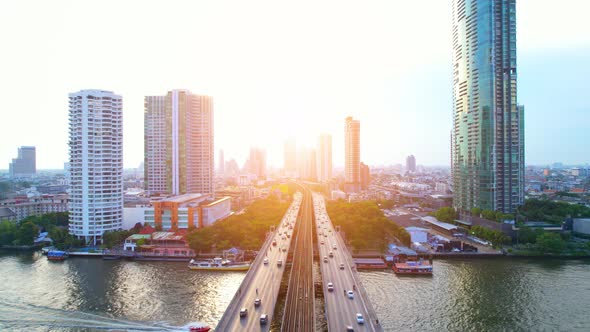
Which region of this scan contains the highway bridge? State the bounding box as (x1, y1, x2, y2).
(216, 188, 381, 331)
(313, 193, 382, 332)
(215, 192, 302, 332)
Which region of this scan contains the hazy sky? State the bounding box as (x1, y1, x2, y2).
(0, 0, 588, 169)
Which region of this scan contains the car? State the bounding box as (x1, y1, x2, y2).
(327, 282, 334, 291)
(452, 248, 461, 252)
(272, 240, 277, 246)
(260, 314, 268, 325)
(320, 241, 324, 245)
(356, 313, 364, 324)
(239, 308, 248, 318)
(263, 258, 269, 265)
(333, 244, 337, 249)
(329, 251, 334, 258)
(346, 325, 354, 332)
(340, 263, 345, 270)
(277, 260, 283, 267)
(323, 256, 328, 263)
(282, 247, 287, 252)
(347, 290, 354, 299)
(254, 298, 261, 307)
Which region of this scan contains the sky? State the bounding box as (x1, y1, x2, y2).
(0, 0, 588, 169)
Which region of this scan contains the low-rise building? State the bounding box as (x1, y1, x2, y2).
(123, 194, 232, 231)
(0, 194, 69, 222)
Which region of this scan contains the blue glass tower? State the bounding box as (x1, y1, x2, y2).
(451, 0, 524, 213)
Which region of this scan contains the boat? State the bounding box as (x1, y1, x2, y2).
(188, 257, 250, 271)
(188, 326, 211, 332)
(41, 246, 56, 255)
(392, 258, 433, 275)
(47, 250, 69, 261)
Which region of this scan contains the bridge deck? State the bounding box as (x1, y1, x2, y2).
(215, 192, 302, 332)
(313, 193, 383, 332)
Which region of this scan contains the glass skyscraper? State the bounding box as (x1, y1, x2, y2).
(451, 0, 524, 213)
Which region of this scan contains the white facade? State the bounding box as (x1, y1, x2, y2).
(202, 197, 231, 227)
(344, 116, 360, 190)
(68, 90, 123, 245)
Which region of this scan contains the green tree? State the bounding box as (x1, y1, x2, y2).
(15, 221, 39, 245)
(517, 227, 543, 244)
(433, 207, 457, 223)
(471, 207, 482, 217)
(536, 232, 566, 253)
(0, 221, 17, 245)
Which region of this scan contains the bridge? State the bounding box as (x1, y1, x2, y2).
(216, 188, 381, 331)
(214, 192, 302, 332)
(313, 193, 382, 332)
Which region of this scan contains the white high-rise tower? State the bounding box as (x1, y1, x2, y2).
(68, 89, 123, 245)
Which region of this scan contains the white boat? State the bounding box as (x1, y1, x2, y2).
(188, 257, 250, 271)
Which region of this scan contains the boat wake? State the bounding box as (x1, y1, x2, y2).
(0, 300, 207, 331)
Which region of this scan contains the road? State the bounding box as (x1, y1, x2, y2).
(215, 192, 302, 332)
(313, 193, 382, 332)
(281, 187, 315, 332)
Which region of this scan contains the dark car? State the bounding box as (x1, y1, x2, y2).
(239, 308, 248, 318)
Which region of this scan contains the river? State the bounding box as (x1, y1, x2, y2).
(1, 251, 589, 331)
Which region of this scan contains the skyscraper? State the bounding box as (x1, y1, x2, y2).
(344, 116, 360, 192)
(451, 0, 524, 213)
(316, 134, 332, 182)
(406, 155, 416, 173)
(284, 137, 297, 177)
(219, 149, 225, 178)
(247, 148, 266, 179)
(68, 90, 123, 245)
(9, 146, 36, 177)
(144, 90, 214, 196)
(360, 162, 370, 190)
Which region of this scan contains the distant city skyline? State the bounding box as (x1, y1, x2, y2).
(0, 0, 588, 169)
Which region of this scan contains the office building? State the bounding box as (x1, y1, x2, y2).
(219, 149, 225, 177)
(451, 0, 524, 213)
(246, 148, 266, 179)
(284, 138, 297, 177)
(9, 146, 36, 177)
(344, 116, 360, 192)
(144, 90, 214, 196)
(298, 148, 317, 181)
(360, 162, 370, 190)
(68, 89, 123, 245)
(406, 155, 416, 173)
(317, 134, 332, 182)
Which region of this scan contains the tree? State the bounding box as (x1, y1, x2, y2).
(517, 227, 542, 244)
(471, 207, 482, 217)
(536, 232, 566, 253)
(0, 221, 17, 245)
(15, 221, 39, 245)
(433, 207, 457, 223)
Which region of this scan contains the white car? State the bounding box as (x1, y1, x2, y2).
(356, 313, 364, 324)
(347, 290, 354, 299)
(263, 258, 269, 264)
(327, 282, 334, 292)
